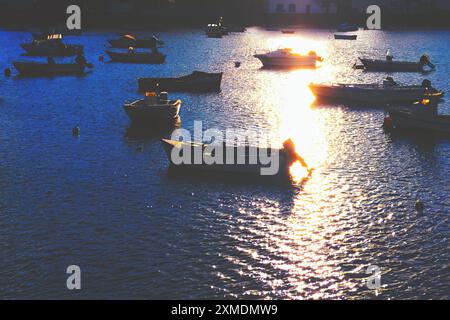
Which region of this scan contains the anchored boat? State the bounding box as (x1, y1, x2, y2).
(107, 34, 163, 48)
(386, 100, 450, 134)
(205, 24, 228, 38)
(359, 54, 436, 72)
(106, 50, 166, 64)
(337, 23, 359, 32)
(138, 71, 223, 92)
(161, 138, 309, 180)
(124, 92, 181, 124)
(13, 56, 90, 76)
(334, 34, 357, 40)
(309, 78, 444, 104)
(254, 48, 323, 68)
(21, 34, 83, 57)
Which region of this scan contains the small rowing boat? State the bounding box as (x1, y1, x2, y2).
(334, 34, 357, 40)
(309, 78, 444, 104)
(161, 138, 309, 180)
(359, 53, 436, 72)
(138, 71, 223, 92)
(106, 50, 166, 64)
(107, 34, 163, 48)
(281, 30, 295, 34)
(254, 48, 323, 68)
(386, 100, 450, 134)
(205, 24, 228, 38)
(124, 92, 181, 124)
(13, 56, 90, 76)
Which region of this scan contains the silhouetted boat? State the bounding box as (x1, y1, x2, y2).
(359, 54, 436, 72)
(254, 48, 323, 68)
(161, 138, 308, 179)
(107, 34, 163, 48)
(138, 71, 223, 92)
(334, 34, 357, 40)
(13, 61, 86, 76)
(106, 50, 166, 64)
(21, 39, 83, 57)
(281, 30, 295, 34)
(124, 92, 181, 124)
(387, 101, 450, 133)
(309, 78, 444, 104)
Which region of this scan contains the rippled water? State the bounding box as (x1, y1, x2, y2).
(0, 28, 449, 299)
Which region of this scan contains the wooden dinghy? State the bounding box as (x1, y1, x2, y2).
(13, 61, 86, 76)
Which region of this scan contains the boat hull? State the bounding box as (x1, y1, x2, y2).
(124, 101, 181, 124)
(106, 51, 166, 64)
(309, 84, 441, 104)
(389, 108, 450, 133)
(254, 55, 317, 68)
(13, 61, 85, 76)
(20, 43, 83, 57)
(359, 58, 425, 72)
(138, 72, 223, 92)
(334, 34, 357, 40)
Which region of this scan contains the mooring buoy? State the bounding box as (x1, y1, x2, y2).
(72, 126, 80, 136)
(415, 200, 424, 211)
(4, 68, 11, 77)
(235, 61, 241, 68)
(99, 55, 104, 62)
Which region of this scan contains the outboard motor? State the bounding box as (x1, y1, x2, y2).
(420, 54, 436, 69)
(282, 139, 308, 169)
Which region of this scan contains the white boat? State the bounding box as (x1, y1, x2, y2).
(254, 48, 323, 68)
(161, 138, 310, 180)
(386, 101, 450, 133)
(123, 92, 181, 124)
(309, 78, 444, 104)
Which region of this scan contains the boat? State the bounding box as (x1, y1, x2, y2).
(359, 54, 436, 72)
(138, 71, 223, 92)
(337, 23, 359, 32)
(309, 78, 444, 104)
(161, 138, 310, 180)
(21, 39, 83, 57)
(106, 50, 166, 64)
(254, 48, 323, 68)
(205, 24, 228, 38)
(107, 34, 164, 48)
(386, 100, 450, 133)
(124, 91, 181, 124)
(334, 34, 357, 40)
(13, 60, 86, 76)
(281, 30, 295, 34)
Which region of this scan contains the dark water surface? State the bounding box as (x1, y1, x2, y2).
(0, 28, 449, 299)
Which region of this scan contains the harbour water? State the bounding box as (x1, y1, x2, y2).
(0, 28, 449, 299)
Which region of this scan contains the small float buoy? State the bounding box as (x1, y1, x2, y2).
(4, 68, 11, 77)
(72, 126, 80, 136)
(415, 200, 424, 211)
(235, 61, 241, 68)
(99, 55, 104, 62)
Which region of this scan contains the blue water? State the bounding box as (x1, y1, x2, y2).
(0, 28, 449, 299)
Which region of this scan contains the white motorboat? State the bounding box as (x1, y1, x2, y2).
(309, 78, 444, 104)
(386, 100, 450, 134)
(124, 92, 181, 124)
(254, 48, 323, 68)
